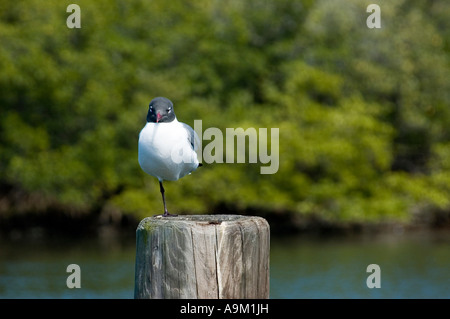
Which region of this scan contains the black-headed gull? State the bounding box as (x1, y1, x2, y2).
(138, 97, 202, 217)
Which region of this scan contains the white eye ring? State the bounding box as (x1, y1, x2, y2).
(167, 107, 172, 113)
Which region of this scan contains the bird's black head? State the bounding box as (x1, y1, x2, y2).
(147, 97, 176, 123)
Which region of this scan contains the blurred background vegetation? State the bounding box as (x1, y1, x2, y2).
(1, 0, 449, 236)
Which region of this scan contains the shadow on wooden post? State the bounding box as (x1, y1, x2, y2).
(134, 215, 270, 299)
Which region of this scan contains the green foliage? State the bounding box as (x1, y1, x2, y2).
(1, 0, 449, 225)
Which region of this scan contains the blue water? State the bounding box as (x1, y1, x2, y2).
(270, 231, 450, 298)
(0, 230, 448, 298)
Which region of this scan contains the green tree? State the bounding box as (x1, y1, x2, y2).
(0, 0, 449, 227)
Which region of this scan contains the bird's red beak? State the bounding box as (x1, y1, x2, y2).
(156, 113, 162, 123)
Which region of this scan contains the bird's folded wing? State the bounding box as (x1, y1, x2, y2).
(181, 123, 201, 152)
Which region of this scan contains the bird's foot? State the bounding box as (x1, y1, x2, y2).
(162, 211, 178, 217)
(153, 212, 178, 217)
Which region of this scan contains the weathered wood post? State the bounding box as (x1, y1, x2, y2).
(134, 215, 270, 299)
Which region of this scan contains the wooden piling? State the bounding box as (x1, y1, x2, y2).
(134, 214, 270, 299)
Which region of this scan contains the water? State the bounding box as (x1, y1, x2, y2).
(0, 230, 448, 299)
(271, 230, 450, 298)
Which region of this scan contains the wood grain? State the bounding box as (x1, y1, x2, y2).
(134, 215, 270, 299)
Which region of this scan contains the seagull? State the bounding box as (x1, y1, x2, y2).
(138, 97, 202, 217)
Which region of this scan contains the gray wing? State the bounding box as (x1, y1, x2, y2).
(181, 123, 201, 152)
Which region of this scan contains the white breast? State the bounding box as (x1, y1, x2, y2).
(138, 119, 199, 181)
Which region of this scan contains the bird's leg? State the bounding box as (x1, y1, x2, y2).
(159, 181, 177, 217)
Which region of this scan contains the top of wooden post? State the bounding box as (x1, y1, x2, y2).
(137, 214, 267, 230)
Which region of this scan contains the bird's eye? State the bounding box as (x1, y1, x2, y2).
(167, 107, 172, 113)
